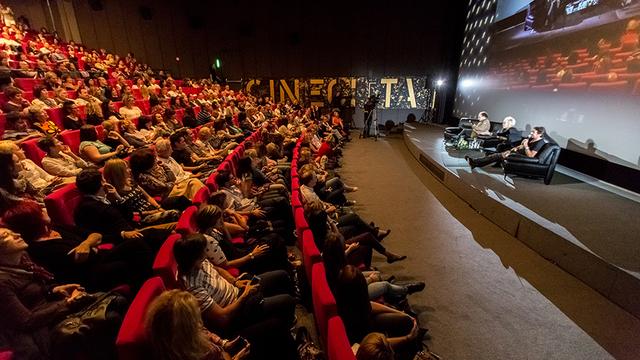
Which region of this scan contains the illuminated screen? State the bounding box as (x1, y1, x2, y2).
(454, 0, 640, 170)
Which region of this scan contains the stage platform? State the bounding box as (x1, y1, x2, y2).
(403, 124, 640, 318)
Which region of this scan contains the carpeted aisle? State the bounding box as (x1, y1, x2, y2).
(337, 133, 640, 360)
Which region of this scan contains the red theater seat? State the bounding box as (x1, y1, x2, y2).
(581, 74, 612, 84)
(0, 113, 5, 137)
(152, 234, 181, 289)
(21, 138, 46, 166)
(558, 82, 588, 91)
(291, 190, 302, 210)
(116, 277, 166, 360)
(192, 186, 210, 206)
(176, 205, 198, 236)
(588, 81, 629, 92)
(14, 78, 42, 92)
(44, 184, 82, 226)
(327, 317, 356, 360)
(205, 171, 219, 191)
(291, 177, 300, 192)
(301, 230, 321, 285)
(21, 91, 34, 102)
(294, 207, 309, 248)
(45, 107, 64, 129)
(311, 263, 337, 345)
(530, 84, 554, 91)
(135, 100, 151, 115)
(60, 129, 81, 154)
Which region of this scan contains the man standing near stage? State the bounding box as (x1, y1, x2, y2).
(465, 126, 546, 168)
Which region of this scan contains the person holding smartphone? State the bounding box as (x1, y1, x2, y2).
(146, 289, 251, 360)
(466, 126, 546, 169)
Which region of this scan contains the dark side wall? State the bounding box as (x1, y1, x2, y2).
(66, 0, 465, 80)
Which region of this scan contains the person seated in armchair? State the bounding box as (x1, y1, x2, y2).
(444, 111, 490, 142)
(465, 126, 546, 169)
(481, 116, 522, 152)
(470, 111, 491, 138)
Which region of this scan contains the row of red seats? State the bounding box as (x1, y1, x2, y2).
(41, 104, 205, 226)
(503, 77, 640, 93)
(289, 137, 355, 360)
(115, 129, 262, 360)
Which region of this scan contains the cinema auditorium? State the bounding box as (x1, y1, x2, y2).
(0, 1, 639, 359)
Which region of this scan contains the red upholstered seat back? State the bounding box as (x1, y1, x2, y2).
(116, 277, 166, 360)
(14, 78, 42, 92)
(44, 184, 83, 226)
(21, 138, 46, 167)
(45, 107, 64, 129)
(192, 186, 210, 206)
(152, 234, 181, 289)
(175, 205, 198, 236)
(60, 129, 81, 154)
(327, 316, 356, 360)
(301, 230, 321, 285)
(294, 207, 309, 248)
(311, 263, 337, 345)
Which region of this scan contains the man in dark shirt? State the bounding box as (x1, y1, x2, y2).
(73, 168, 171, 250)
(466, 126, 547, 168)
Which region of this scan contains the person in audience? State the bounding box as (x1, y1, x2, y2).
(0, 226, 91, 360)
(215, 170, 294, 239)
(466, 126, 547, 168)
(174, 233, 297, 359)
(2, 86, 30, 114)
(0, 140, 68, 201)
(38, 136, 89, 177)
(195, 204, 289, 274)
(75, 87, 103, 124)
(164, 108, 183, 131)
(322, 230, 424, 301)
(30, 85, 58, 111)
(2, 200, 154, 291)
(103, 158, 179, 227)
(1, 111, 43, 143)
(73, 168, 171, 250)
(145, 289, 251, 360)
(335, 265, 422, 346)
(121, 119, 151, 147)
(78, 124, 123, 165)
(305, 200, 405, 266)
(169, 130, 216, 173)
(129, 147, 201, 207)
(101, 118, 132, 150)
(355, 332, 395, 360)
(118, 95, 142, 120)
(53, 87, 71, 104)
(183, 128, 224, 164)
(62, 100, 83, 130)
(101, 98, 124, 120)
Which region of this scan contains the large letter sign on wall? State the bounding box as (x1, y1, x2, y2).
(241, 77, 433, 109)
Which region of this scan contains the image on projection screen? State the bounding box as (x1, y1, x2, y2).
(455, 0, 640, 171)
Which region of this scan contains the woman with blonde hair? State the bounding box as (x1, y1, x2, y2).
(118, 95, 143, 120)
(103, 158, 178, 227)
(146, 290, 250, 360)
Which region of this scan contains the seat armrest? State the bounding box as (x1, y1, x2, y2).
(505, 155, 539, 164)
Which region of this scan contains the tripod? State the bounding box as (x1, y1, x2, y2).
(360, 107, 379, 140)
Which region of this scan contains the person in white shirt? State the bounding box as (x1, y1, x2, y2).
(118, 95, 142, 120)
(154, 138, 194, 182)
(37, 136, 89, 177)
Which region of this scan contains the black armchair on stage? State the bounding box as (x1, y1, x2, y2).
(503, 140, 561, 185)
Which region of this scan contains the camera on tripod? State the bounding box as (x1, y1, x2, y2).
(364, 94, 379, 112)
